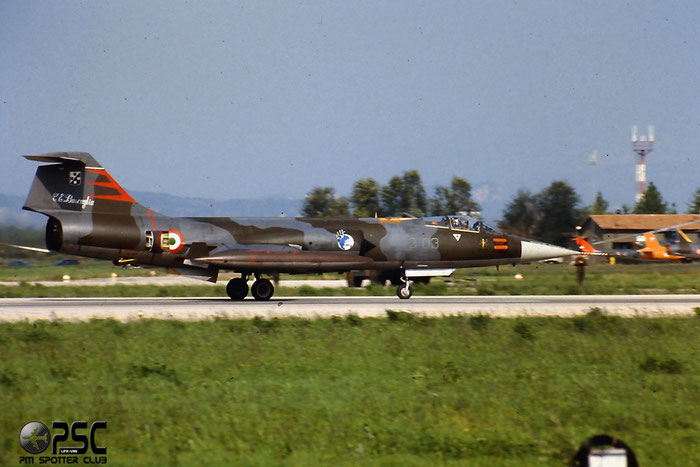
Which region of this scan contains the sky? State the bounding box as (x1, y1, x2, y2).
(2, 0, 699, 222)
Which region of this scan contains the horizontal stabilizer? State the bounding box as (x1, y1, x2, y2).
(24, 152, 103, 168)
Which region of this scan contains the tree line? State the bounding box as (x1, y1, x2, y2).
(303, 172, 700, 247)
(501, 182, 700, 245)
(301, 171, 479, 219)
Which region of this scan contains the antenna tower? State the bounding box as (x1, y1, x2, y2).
(631, 125, 654, 202)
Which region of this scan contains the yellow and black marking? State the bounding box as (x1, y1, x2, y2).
(678, 229, 692, 243)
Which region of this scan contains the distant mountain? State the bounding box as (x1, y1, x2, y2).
(0, 193, 44, 228)
(0, 191, 304, 229)
(132, 191, 303, 218)
(2, 188, 504, 228)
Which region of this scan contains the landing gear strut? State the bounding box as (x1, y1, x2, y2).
(226, 275, 275, 301)
(396, 270, 413, 299)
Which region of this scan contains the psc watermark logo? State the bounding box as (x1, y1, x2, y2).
(19, 421, 107, 464)
(19, 422, 50, 454)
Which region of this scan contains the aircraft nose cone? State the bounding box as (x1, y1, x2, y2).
(520, 240, 579, 262)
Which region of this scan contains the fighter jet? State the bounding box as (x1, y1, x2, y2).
(22, 152, 578, 300)
(575, 232, 691, 263)
(637, 232, 687, 262)
(574, 236, 643, 262)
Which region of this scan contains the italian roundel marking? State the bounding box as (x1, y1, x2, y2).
(168, 230, 184, 253)
(336, 229, 355, 251)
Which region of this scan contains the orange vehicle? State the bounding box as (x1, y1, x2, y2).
(574, 236, 641, 262)
(575, 232, 691, 263)
(637, 232, 687, 262)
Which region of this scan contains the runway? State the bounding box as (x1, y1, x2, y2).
(0, 295, 698, 321)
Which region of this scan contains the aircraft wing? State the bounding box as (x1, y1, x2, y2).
(193, 245, 374, 270)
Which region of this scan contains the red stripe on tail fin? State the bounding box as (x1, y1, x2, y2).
(86, 168, 136, 203)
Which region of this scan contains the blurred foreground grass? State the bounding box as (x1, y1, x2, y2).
(1, 313, 699, 465)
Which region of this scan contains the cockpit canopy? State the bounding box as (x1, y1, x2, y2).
(424, 215, 501, 234)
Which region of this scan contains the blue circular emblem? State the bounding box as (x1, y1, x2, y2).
(338, 233, 354, 251)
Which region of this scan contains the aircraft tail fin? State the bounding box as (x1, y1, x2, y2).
(23, 152, 147, 218)
(574, 236, 597, 254)
(641, 232, 663, 249)
(638, 232, 669, 258)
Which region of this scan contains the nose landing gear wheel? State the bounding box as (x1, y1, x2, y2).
(396, 268, 412, 299)
(397, 284, 413, 299)
(251, 278, 274, 301)
(226, 278, 248, 301)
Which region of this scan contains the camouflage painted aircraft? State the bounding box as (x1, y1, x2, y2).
(23, 152, 577, 300)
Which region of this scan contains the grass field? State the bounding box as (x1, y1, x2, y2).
(0, 260, 161, 282)
(1, 313, 699, 465)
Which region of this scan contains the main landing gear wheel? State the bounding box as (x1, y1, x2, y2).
(251, 278, 274, 301)
(226, 278, 248, 301)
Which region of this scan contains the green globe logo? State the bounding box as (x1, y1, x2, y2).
(20, 421, 50, 454)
